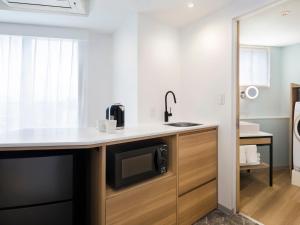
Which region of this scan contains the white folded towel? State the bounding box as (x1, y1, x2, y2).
(257, 153, 261, 163)
(245, 145, 258, 164)
(240, 145, 260, 165)
(240, 146, 247, 165)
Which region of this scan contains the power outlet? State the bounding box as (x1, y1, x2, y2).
(218, 94, 225, 105)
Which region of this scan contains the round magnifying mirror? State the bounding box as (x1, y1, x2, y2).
(245, 86, 259, 100)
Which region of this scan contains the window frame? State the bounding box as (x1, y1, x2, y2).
(240, 45, 271, 88)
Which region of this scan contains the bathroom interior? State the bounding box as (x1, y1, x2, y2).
(238, 0, 300, 224)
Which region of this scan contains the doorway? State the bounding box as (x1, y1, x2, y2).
(236, 0, 300, 224)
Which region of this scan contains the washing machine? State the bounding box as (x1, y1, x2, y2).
(294, 102, 300, 171)
(292, 102, 300, 186)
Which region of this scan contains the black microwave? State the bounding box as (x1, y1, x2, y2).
(106, 141, 168, 189)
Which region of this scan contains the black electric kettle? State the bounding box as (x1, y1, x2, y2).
(106, 103, 125, 129)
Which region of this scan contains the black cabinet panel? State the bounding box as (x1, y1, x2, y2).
(0, 155, 73, 208)
(0, 202, 73, 225)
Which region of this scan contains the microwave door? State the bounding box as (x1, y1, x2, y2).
(122, 153, 153, 179)
(115, 147, 158, 188)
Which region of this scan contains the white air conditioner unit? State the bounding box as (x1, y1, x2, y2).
(1, 0, 87, 14)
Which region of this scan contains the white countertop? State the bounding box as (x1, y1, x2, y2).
(0, 122, 218, 148)
(240, 131, 273, 138)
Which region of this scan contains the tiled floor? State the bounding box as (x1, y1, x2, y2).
(194, 210, 260, 225)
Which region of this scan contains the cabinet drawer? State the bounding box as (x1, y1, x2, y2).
(178, 180, 217, 225)
(0, 201, 73, 225)
(178, 130, 217, 195)
(106, 176, 177, 225)
(0, 154, 73, 208)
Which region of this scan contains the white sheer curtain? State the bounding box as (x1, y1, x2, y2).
(240, 47, 270, 87)
(0, 35, 85, 130)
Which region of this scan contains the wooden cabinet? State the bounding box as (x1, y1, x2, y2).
(178, 129, 217, 195)
(178, 180, 217, 225)
(102, 128, 218, 225)
(106, 175, 177, 225)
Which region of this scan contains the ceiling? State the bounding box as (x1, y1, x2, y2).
(240, 0, 300, 47)
(0, 0, 234, 33)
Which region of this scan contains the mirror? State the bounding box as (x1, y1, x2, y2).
(246, 86, 259, 99)
(240, 86, 259, 100)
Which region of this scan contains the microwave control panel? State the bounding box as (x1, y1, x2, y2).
(158, 145, 168, 174)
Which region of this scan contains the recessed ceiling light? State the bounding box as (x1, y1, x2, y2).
(281, 10, 291, 16)
(187, 2, 195, 8)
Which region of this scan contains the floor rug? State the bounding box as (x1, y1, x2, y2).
(194, 210, 263, 225)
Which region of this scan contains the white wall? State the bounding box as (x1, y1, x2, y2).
(86, 33, 113, 126)
(113, 14, 138, 126)
(138, 15, 181, 123)
(113, 14, 181, 124)
(240, 45, 300, 118)
(240, 47, 283, 117)
(281, 44, 300, 114)
(179, 0, 278, 210)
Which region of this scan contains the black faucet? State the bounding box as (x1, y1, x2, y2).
(164, 91, 177, 122)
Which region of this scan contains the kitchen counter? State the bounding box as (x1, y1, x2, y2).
(0, 122, 218, 149)
(0, 123, 219, 225)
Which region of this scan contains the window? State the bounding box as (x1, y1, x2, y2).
(0, 35, 82, 130)
(240, 46, 270, 87)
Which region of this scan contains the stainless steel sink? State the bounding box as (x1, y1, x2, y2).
(165, 122, 202, 127)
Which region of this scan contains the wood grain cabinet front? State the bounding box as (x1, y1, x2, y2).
(106, 175, 177, 225)
(178, 129, 217, 195)
(178, 180, 217, 225)
(102, 129, 218, 225)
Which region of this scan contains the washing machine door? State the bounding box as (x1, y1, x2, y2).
(295, 115, 300, 141)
